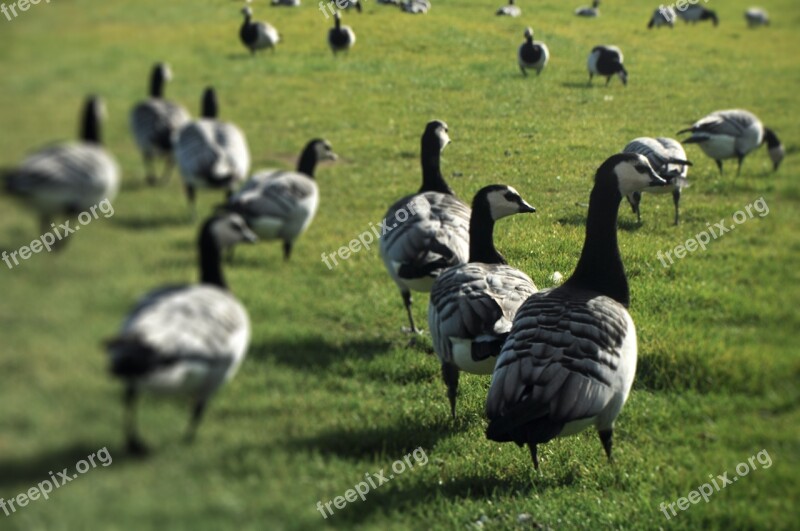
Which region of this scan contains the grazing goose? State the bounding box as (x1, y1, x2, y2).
(271, 0, 301, 6)
(622, 137, 692, 225)
(328, 12, 356, 55)
(428, 185, 537, 418)
(130, 63, 191, 185)
(575, 0, 599, 17)
(745, 8, 769, 27)
(676, 5, 718, 26)
(3, 96, 120, 243)
(379, 120, 470, 334)
(175, 87, 251, 215)
(401, 0, 430, 14)
(588, 45, 627, 86)
(485, 153, 667, 469)
(518, 27, 550, 77)
(496, 0, 521, 17)
(226, 139, 338, 260)
(240, 6, 280, 55)
(648, 6, 676, 28)
(106, 211, 257, 455)
(678, 109, 784, 175)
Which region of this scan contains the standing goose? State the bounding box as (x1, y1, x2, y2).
(588, 45, 627, 86)
(175, 87, 251, 215)
(518, 27, 550, 77)
(745, 8, 769, 27)
(676, 5, 718, 26)
(379, 120, 470, 334)
(106, 211, 257, 455)
(485, 153, 667, 469)
(226, 139, 338, 260)
(130, 63, 191, 185)
(678, 109, 784, 175)
(328, 12, 356, 55)
(240, 6, 280, 55)
(428, 185, 537, 418)
(3, 96, 120, 244)
(622, 137, 692, 225)
(575, 0, 599, 17)
(496, 0, 521, 17)
(648, 6, 676, 28)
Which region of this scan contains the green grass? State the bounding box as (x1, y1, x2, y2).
(1, 0, 799, 529)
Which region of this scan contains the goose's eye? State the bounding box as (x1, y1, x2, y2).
(504, 191, 517, 202)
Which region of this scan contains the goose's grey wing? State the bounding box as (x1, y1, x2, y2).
(229, 170, 316, 222)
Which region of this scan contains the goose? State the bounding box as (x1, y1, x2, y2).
(240, 6, 280, 55)
(428, 185, 537, 418)
(745, 8, 769, 27)
(401, 0, 430, 14)
(341, 0, 363, 12)
(496, 0, 521, 17)
(271, 0, 301, 6)
(485, 153, 667, 469)
(3, 96, 120, 245)
(648, 5, 676, 28)
(106, 211, 257, 455)
(379, 120, 470, 334)
(676, 5, 718, 26)
(518, 27, 550, 77)
(328, 12, 356, 55)
(622, 137, 692, 225)
(226, 139, 338, 260)
(678, 109, 784, 175)
(575, 0, 599, 17)
(130, 63, 191, 185)
(175, 87, 251, 215)
(588, 45, 627, 86)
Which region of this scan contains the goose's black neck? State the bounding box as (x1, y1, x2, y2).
(201, 89, 218, 119)
(242, 12, 252, 25)
(199, 223, 227, 289)
(469, 200, 505, 264)
(565, 183, 629, 306)
(81, 100, 101, 144)
(763, 128, 780, 148)
(419, 139, 452, 195)
(334, 16, 341, 29)
(149, 68, 165, 98)
(297, 144, 318, 177)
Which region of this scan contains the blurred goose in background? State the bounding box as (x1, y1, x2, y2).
(518, 27, 549, 76)
(380, 120, 470, 335)
(496, 0, 521, 17)
(3, 96, 119, 246)
(678, 109, 784, 174)
(575, 0, 599, 17)
(240, 6, 280, 54)
(676, 5, 718, 26)
(226, 139, 338, 260)
(622, 137, 691, 225)
(130, 63, 191, 185)
(106, 212, 256, 455)
(341, 0, 363, 12)
(485, 153, 667, 469)
(745, 8, 769, 27)
(648, 6, 676, 28)
(401, 0, 430, 14)
(428, 185, 537, 418)
(271, 0, 301, 6)
(328, 12, 356, 55)
(175, 87, 251, 216)
(588, 45, 627, 86)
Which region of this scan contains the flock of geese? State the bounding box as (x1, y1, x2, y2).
(0, 1, 787, 468)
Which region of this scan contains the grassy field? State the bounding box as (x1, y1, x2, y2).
(1, 0, 799, 529)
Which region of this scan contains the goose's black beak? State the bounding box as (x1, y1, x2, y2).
(519, 200, 536, 213)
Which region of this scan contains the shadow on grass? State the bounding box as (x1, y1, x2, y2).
(561, 81, 593, 89)
(112, 213, 189, 230)
(250, 336, 393, 369)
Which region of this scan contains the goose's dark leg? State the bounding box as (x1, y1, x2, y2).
(520, 64, 527, 76)
(715, 160, 723, 175)
(184, 399, 208, 444)
(605, 76, 612, 86)
(160, 156, 174, 185)
(588, 73, 593, 86)
(185, 184, 196, 220)
(672, 188, 681, 225)
(125, 385, 148, 456)
(283, 241, 292, 261)
(599, 429, 614, 463)
(736, 154, 744, 176)
(144, 153, 157, 185)
(627, 192, 641, 223)
(441, 362, 460, 419)
(401, 289, 419, 334)
(525, 431, 540, 470)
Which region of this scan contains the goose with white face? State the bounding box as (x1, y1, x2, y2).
(485, 185, 536, 220)
(613, 154, 666, 196)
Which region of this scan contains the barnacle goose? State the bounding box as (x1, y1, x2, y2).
(575, 0, 599, 17)
(648, 6, 676, 28)
(106, 211, 256, 455)
(678, 109, 784, 174)
(175, 87, 251, 215)
(588, 45, 627, 86)
(240, 6, 280, 54)
(401, 0, 430, 14)
(328, 12, 356, 55)
(676, 5, 718, 26)
(745, 8, 769, 27)
(518, 27, 549, 77)
(271, 0, 301, 6)
(428, 185, 537, 418)
(3, 96, 119, 245)
(622, 137, 692, 225)
(341, 0, 363, 12)
(226, 139, 338, 260)
(130, 63, 191, 185)
(379, 120, 470, 334)
(485, 153, 667, 469)
(496, 0, 521, 17)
